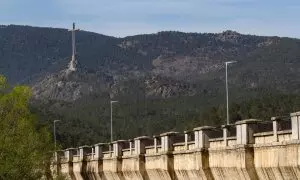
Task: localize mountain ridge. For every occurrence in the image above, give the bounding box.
[1,24,299,101]
[1,24,300,147]
[4,24,297,39]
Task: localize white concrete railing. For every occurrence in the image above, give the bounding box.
[173,142,185,151]
[56,111,300,163]
[52,111,300,180]
[102,151,113,158]
[122,148,131,156]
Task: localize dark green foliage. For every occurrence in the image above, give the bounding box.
[31,91,300,149]
[0,75,53,180]
[202,94,300,125]
[2,25,293,85]
[2,25,300,150]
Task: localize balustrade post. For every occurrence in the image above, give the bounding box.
[153,135,159,153]
[222,125,229,146]
[128,139,134,155]
[184,130,193,150]
[236,119,261,145]
[271,116,281,142]
[94,143,105,159]
[112,140,126,157]
[222,124,235,146]
[160,131,179,152]
[79,145,91,161]
[193,126,216,149]
[64,148,76,162]
[291,111,300,140]
[134,136,152,155]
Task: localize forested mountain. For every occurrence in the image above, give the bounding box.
[1,25,300,148]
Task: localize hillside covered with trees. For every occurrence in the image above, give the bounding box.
[1,25,300,148]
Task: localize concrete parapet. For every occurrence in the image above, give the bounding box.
[94,143,106,159]
[203,119,258,180]
[102,140,126,180]
[271,116,280,142]
[79,145,91,160]
[122,155,146,180]
[102,156,123,180]
[52,111,300,180]
[144,132,180,180]
[222,124,236,147]
[144,153,172,180]
[134,136,152,155]
[184,130,194,150]
[121,136,152,180]
[160,131,180,152]
[194,126,221,149]
[153,135,160,153]
[83,143,106,180]
[254,140,300,180]
[61,148,77,180]
[291,111,300,140]
[64,148,77,162]
[51,150,64,179]
[236,119,262,145]
[128,139,134,156]
[113,140,127,157]
[173,148,213,180]
[209,144,258,180]
[73,146,92,180]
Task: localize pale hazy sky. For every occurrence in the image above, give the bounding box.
[1,0,299,38]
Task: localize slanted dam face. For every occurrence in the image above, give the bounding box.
[51,111,300,180]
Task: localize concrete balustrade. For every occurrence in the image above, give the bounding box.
[153,135,161,153]
[145,131,180,180]
[222,124,236,146]
[50,150,64,179]
[128,139,134,155]
[121,136,152,180]
[272,116,280,142]
[254,112,300,180]
[172,127,215,180]
[52,111,300,180]
[184,130,193,150]
[291,111,300,140]
[72,145,91,180]
[60,148,77,179]
[85,143,106,179]
[102,140,126,180]
[209,119,261,180]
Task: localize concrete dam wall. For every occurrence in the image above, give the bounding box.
[51,111,300,180]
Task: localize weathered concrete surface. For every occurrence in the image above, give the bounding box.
[254,141,300,180]
[73,160,88,180]
[85,159,105,180]
[102,157,124,180]
[145,154,173,180]
[122,155,146,180]
[52,111,300,180]
[60,161,75,180]
[209,145,258,180]
[173,150,213,180]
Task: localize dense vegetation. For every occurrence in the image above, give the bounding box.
[1,25,300,149]
[0,75,53,179]
[1,25,300,89]
[31,91,300,148]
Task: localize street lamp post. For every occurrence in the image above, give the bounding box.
[225,61,237,125]
[110,101,118,143]
[53,120,61,151]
